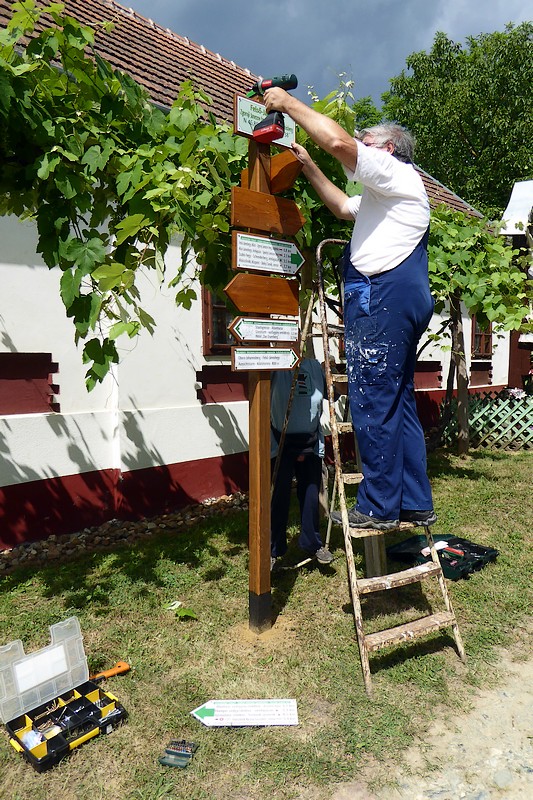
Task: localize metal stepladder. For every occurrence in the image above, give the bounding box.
[315,239,466,697]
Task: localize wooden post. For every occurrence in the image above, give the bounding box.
[247,140,272,633]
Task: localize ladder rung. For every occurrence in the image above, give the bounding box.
[332,373,348,385]
[337,422,352,433]
[348,520,417,538]
[341,472,364,484]
[357,562,441,595]
[365,611,456,652]
[312,323,345,336]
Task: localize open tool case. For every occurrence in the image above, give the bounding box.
[0,617,127,772]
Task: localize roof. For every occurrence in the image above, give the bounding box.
[500,180,533,235]
[0,0,482,217]
[0,0,258,122]
[416,167,483,218]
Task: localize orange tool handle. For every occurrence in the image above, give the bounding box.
[90,660,130,681]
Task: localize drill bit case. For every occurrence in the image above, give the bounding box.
[0,617,127,772]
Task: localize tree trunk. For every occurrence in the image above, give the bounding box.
[449,291,470,455]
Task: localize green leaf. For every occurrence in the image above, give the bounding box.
[114,214,149,245]
[64,236,108,274]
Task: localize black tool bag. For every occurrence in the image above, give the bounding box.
[387,535,499,580]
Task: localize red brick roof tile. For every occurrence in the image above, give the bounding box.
[0,0,483,217]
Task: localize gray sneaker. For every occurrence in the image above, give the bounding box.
[330,508,399,531]
[314,547,334,565]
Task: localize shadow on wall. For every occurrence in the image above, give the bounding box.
[0,399,249,549]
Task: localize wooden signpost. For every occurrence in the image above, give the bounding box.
[226,96,304,633]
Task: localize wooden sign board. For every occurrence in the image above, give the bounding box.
[224,272,299,316]
[232,347,299,372]
[232,231,304,276]
[231,186,305,236]
[234,95,296,148]
[228,316,299,343]
[241,150,303,195]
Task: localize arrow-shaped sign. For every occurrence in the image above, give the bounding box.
[232,347,299,371]
[191,699,299,727]
[231,187,305,236]
[232,231,304,276]
[224,272,299,316]
[229,316,299,343]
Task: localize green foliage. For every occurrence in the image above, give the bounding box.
[382,23,533,217]
[428,205,532,333]
[0,1,247,388]
[293,76,381,251]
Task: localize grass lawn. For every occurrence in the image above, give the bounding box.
[0,448,531,800]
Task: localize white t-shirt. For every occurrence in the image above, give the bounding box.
[344,140,430,276]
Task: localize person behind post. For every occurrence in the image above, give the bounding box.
[270,357,334,569]
[264,88,436,531]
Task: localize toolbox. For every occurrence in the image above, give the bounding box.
[387,534,499,580]
[0,617,127,772]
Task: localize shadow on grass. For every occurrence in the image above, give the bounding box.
[0,509,251,612]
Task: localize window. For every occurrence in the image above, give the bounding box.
[471,315,492,359]
[202,287,235,355]
[0,353,59,414]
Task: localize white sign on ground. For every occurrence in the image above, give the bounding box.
[191,699,299,727]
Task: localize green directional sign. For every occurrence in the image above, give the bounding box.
[233,231,304,276]
[232,347,299,371]
[191,699,299,727]
[229,316,299,343]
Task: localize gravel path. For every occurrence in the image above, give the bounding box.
[331,650,533,800]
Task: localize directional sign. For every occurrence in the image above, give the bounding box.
[233,231,304,276]
[232,347,299,371]
[234,95,296,148]
[240,150,303,196]
[229,316,299,343]
[224,272,299,316]
[231,186,305,237]
[191,698,299,727]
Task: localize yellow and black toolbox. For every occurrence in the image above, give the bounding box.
[0,617,127,772]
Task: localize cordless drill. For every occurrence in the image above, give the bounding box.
[248,74,298,144]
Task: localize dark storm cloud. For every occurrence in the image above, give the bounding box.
[126,0,531,105]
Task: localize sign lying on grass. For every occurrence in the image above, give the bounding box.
[191,698,299,727]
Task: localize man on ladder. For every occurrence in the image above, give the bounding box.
[264,90,436,532]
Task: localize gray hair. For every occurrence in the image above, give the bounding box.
[360,124,415,164]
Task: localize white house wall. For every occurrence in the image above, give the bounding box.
[0,216,249,547]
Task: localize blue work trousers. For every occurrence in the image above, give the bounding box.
[343,241,434,520]
[270,452,323,557]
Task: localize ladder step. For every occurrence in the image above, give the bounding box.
[331,374,348,393]
[337,422,352,434]
[312,322,345,336]
[365,611,456,652]
[357,562,441,595]
[348,520,416,538]
[341,472,364,484]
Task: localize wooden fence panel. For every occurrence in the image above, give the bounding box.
[442,391,533,450]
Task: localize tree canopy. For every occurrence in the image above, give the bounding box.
[382,23,533,218]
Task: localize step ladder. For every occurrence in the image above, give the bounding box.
[315,239,466,697]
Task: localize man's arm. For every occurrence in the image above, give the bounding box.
[291,144,353,221]
[264,88,358,172]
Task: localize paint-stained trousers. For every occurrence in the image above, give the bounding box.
[343,238,434,520]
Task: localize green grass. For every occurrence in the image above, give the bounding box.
[0,449,531,800]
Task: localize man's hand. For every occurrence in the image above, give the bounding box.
[291,143,314,169]
[264,87,291,114]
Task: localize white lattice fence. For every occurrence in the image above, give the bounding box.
[442,391,533,450]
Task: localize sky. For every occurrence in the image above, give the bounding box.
[124,0,531,106]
